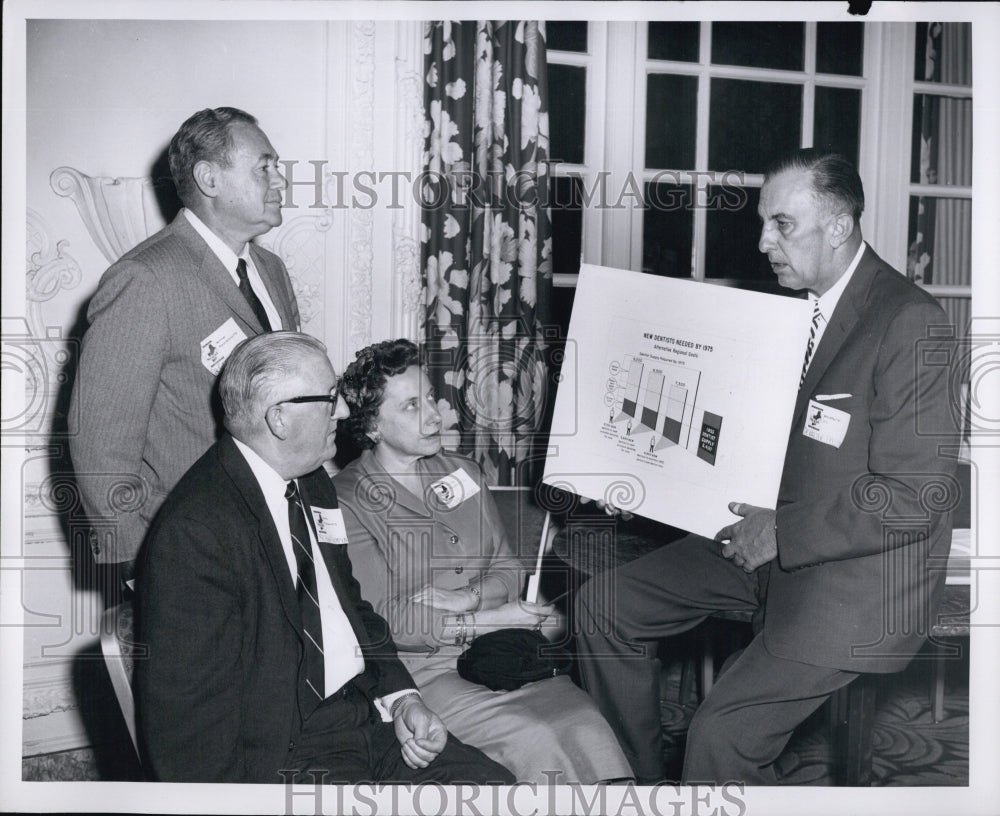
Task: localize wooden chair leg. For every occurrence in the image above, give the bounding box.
[830,676,877,786]
[700,639,715,697]
[678,657,696,706]
[932,649,947,723]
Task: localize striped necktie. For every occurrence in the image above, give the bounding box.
[236,258,272,331]
[800,299,823,387]
[286,480,325,705]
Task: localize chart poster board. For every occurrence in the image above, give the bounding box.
[543,264,811,538]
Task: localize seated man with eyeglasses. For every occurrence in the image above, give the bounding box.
[135,330,513,785]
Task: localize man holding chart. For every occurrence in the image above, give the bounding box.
[574,149,957,784]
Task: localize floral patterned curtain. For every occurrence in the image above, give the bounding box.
[421,21,553,485]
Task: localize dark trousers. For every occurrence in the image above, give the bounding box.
[573,535,857,784]
[283,684,513,785]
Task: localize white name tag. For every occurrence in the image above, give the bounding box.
[803,399,851,448]
[200,318,248,376]
[312,507,349,545]
[429,468,480,509]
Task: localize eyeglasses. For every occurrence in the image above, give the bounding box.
[275,394,339,407]
[270,386,341,415]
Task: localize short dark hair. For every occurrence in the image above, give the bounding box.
[167,107,258,205]
[339,339,422,449]
[764,148,865,224]
[220,331,327,437]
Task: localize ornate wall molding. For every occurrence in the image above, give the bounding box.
[9,210,86,443]
[347,20,376,352]
[49,167,163,264]
[23,674,78,720]
[255,211,332,331]
[26,208,83,336]
[392,20,427,342]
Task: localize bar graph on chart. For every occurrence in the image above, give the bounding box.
[610,354,707,456]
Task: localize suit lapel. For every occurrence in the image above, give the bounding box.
[173,214,270,333]
[791,246,876,430]
[217,436,303,633]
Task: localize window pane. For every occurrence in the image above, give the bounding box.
[642,182,693,278]
[648,21,700,62]
[907,196,971,286]
[548,64,586,165]
[814,86,861,166]
[645,74,698,169]
[551,176,584,276]
[711,22,804,71]
[816,22,863,76]
[915,23,972,84]
[547,21,588,53]
[910,95,973,186]
[709,79,801,173]
[704,186,774,283]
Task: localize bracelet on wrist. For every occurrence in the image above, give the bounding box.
[468,581,482,611]
[454,613,466,647]
[389,691,421,719]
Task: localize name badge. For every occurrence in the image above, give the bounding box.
[429,468,480,509]
[311,507,349,545]
[803,399,851,448]
[201,318,248,376]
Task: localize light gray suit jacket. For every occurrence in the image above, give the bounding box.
[68,212,299,566]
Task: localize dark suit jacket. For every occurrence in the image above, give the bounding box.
[69,213,299,565]
[136,435,414,782]
[765,244,957,673]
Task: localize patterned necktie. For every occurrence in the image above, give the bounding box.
[800,299,824,387]
[236,258,272,331]
[286,480,325,704]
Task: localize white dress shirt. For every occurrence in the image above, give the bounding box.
[231,439,416,720]
[183,208,283,330]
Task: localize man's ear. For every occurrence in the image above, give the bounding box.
[828,212,855,249]
[192,160,219,199]
[264,405,289,440]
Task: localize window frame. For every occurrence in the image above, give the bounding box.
[545,20,969,312]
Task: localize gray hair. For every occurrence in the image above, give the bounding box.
[167,107,258,206]
[220,331,328,437]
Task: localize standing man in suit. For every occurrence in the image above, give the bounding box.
[574,149,957,784]
[69,107,299,585]
[136,331,514,784]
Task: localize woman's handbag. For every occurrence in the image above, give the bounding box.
[456,628,572,691]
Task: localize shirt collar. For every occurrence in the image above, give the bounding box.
[183,207,248,279]
[812,241,866,320]
[232,437,289,502]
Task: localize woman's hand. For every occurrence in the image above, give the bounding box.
[409,586,477,612]
[473,600,555,631]
[592,498,634,521]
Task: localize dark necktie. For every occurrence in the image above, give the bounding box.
[286,480,325,704]
[236,258,272,331]
[800,299,823,387]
